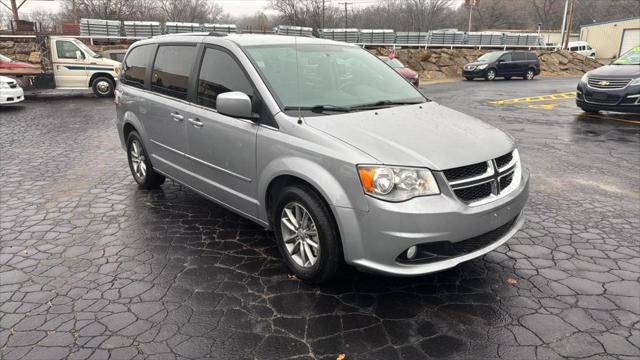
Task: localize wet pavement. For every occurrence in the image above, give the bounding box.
[1,77,639,360]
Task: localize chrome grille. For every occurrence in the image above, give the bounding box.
[443,162,488,182]
[587,77,631,89]
[444,151,519,206]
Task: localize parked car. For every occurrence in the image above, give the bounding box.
[567,41,596,58]
[378,56,419,86]
[576,46,640,114]
[463,51,541,81]
[116,34,529,283]
[0,54,39,71]
[0,76,24,105]
[101,49,127,63]
[0,36,121,97]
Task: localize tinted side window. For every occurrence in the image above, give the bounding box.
[500,53,512,62]
[56,41,83,59]
[197,48,254,109]
[151,45,196,100]
[511,52,526,61]
[123,45,153,88]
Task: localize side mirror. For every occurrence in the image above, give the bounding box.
[75,51,84,60]
[217,91,253,119]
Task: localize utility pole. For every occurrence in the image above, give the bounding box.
[0,0,53,21]
[559,0,569,48]
[322,0,325,29]
[465,0,479,33]
[338,2,352,29]
[563,0,576,50]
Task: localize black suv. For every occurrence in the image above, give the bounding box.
[463,51,541,81]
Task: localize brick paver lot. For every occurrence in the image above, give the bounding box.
[1,78,639,359]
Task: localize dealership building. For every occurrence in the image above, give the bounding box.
[579,17,640,59]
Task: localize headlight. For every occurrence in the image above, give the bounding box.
[477,64,488,70]
[581,73,589,83]
[0,82,10,89]
[630,77,640,86]
[357,165,440,202]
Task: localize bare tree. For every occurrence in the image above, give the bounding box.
[160,0,225,23]
[531,0,563,29]
[59,0,163,21]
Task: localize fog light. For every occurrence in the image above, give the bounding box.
[406,246,417,260]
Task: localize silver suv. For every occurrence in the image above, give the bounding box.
[115,33,529,283]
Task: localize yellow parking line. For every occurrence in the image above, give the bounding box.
[490,92,576,105]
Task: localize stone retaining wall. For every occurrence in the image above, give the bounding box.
[373,48,606,80]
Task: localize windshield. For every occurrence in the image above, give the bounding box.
[244,44,425,111]
[613,47,640,65]
[384,58,405,69]
[72,39,100,58]
[477,52,503,62]
[0,54,11,63]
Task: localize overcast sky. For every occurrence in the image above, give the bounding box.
[12,0,466,17]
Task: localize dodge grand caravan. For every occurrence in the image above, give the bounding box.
[116,33,530,283]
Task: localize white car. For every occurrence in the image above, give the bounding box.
[567,41,596,58]
[0,76,24,105]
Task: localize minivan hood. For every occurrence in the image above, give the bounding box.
[466,61,487,67]
[588,64,640,78]
[304,102,514,170]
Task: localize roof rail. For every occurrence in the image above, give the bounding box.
[208,31,229,37]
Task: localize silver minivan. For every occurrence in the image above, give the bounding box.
[116,33,529,283]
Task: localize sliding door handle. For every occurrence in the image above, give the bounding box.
[188,118,203,128]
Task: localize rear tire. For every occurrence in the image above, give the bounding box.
[126,131,165,189]
[524,69,535,80]
[485,69,496,81]
[92,76,114,97]
[272,184,343,283]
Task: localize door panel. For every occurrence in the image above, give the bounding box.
[186,108,259,216]
[143,93,191,181]
[496,53,514,75]
[185,46,260,217]
[143,45,197,182]
[52,40,88,88]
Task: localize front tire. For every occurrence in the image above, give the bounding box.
[485,69,496,81]
[92,76,114,97]
[126,131,165,189]
[465,76,474,81]
[272,185,343,283]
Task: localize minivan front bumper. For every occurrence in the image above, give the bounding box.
[336,168,529,276]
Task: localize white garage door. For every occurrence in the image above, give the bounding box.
[619,28,640,56]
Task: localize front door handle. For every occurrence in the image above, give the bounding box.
[170,112,184,122]
[188,118,203,128]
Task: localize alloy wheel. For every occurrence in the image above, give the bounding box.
[129,139,147,180]
[526,70,534,80]
[280,202,319,268]
[487,70,496,80]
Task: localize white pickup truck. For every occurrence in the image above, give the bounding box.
[1,36,122,97]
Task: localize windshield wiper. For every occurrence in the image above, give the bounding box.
[285,105,353,113]
[350,100,426,110]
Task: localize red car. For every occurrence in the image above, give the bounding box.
[0,54,39,74]
[378,55,419,86]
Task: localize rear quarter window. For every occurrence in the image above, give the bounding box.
[122,45,153,88]
[151,45,197,100]
[526,52,538,61]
